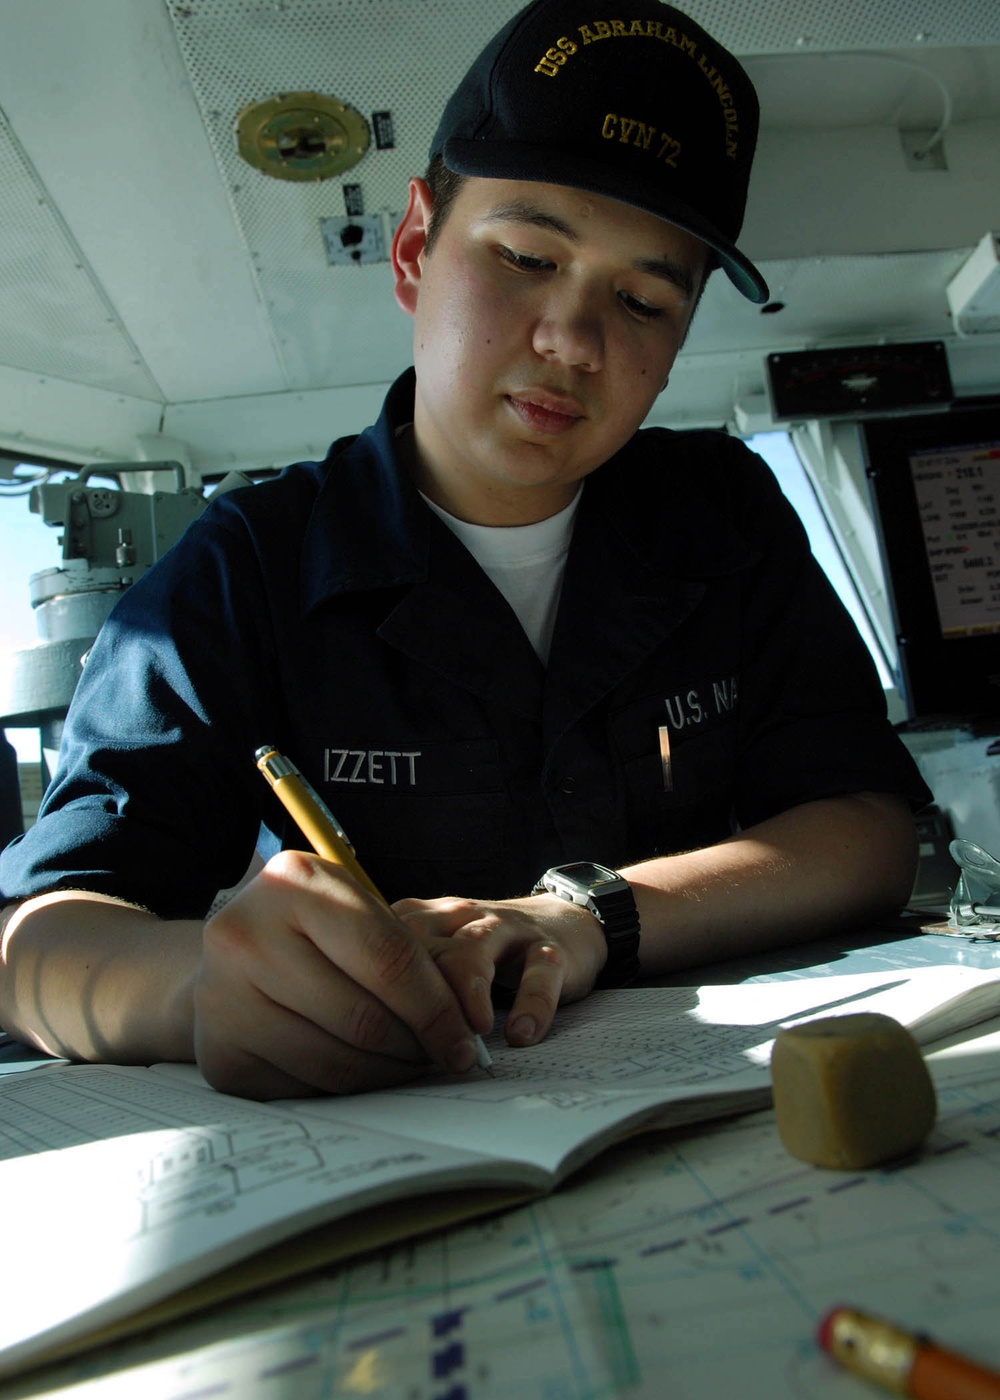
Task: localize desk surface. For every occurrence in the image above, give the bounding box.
[2,921,998,1400]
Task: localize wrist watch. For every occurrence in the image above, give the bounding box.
[532,861,641,987]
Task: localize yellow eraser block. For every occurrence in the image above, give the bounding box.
[770,1011,937,1170]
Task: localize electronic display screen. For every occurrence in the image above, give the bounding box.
[909,437,1000,638]
[862,403,1000,719]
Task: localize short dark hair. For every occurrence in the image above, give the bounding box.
[423,155,467,256]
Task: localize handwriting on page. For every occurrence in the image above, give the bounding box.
[397,984,890,1104]
[394,972,1000,1109]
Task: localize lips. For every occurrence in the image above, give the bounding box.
[505,389,585,436]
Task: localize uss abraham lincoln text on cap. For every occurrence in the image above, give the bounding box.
[431,0,769,304]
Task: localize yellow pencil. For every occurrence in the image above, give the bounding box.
[254,745,493,1074]
[255,745,385,902]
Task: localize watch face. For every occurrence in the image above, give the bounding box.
[559,861,617,889]
[536,863,640,987]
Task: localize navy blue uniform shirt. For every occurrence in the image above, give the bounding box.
[0,371,930,917]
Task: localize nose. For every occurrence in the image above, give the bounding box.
[531,281,605,372]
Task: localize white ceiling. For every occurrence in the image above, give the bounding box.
[0,0,998,474]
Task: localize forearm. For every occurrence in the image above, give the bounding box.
[0,892,200,1064]
[622,792,919,975]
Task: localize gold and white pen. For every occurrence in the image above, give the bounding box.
[255,745,494,1075]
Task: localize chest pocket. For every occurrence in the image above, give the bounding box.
[609,690,740,856]
[296,736,507,901]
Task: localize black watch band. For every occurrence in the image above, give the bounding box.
[532,861,641,988]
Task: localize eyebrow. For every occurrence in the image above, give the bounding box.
[479,198,701,301]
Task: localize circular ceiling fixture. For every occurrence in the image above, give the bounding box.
[236,91,370,182]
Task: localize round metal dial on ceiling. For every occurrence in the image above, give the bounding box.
[236,91,370,182]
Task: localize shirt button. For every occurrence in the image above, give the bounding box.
[559,776,576,794]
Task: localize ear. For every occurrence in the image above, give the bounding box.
[391,177,433,317]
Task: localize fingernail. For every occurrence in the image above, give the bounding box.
[509,1015,537,1045]
[446,1039,477,1073]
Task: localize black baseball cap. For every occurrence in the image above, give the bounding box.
[430,0,768,303]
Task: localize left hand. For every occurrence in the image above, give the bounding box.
[391,893,608,1049]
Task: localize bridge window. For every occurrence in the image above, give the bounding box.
[745,431,895,691]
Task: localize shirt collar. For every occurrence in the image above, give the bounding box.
[301,370,431,612]
[301,369,759,614]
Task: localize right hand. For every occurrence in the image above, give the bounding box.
[192,850,494,1099]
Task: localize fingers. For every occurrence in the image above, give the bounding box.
[421,909,567,1046]
[194,979,429,1100]
[504,941,567,1046]
[421,947,496,1037]
[201,871,424,1061]
[399,893,605,1048]
[301,877,486,1071]
[394,897,498,1034]
[195,851,488,1097]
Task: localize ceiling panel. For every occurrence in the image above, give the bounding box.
[0,0,285,405]
[0,104,162,400]
[0,0,997,465]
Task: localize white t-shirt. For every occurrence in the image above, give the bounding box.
[421,489,581,664]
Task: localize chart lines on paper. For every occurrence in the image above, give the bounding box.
[0,1068,444,1237]
[8,1055,1000,1400]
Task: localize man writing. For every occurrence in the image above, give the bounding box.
[0,0,929,1098]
